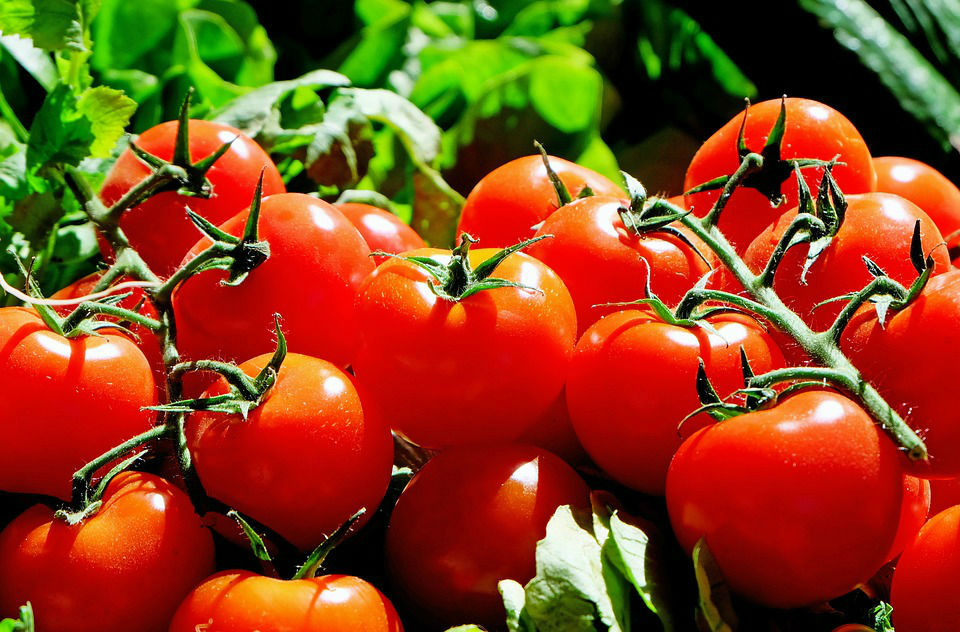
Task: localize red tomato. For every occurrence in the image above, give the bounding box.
[0,307,157,499]
[740,192,949,331]
[0,472,214,632]
[456,155,624,248]
[169,571,403,632]
[842,270,960,478]
[567,309,784,495]
[51,272,165,387]
[336,203,426,264]
[516,390,588,465]
[386,444,589,629]
[930,478,960,516]
[891,505,960,630]
[187,352,393,551]
[874,156,960,238]
[100,120,285,277]
[174,194,374,373]
[887,475,931,563]
[525,196,715,335]
[684,98,876,253]
[353,247,576,449]
[666,391,904,608]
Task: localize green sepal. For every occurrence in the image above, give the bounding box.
[228,510,274,563]
[0,602,34,632]
[292,509,366,580]
[534,140,572,207]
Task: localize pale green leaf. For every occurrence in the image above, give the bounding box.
[75,84,135,156]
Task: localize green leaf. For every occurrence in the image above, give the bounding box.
[873,601,895,632]
[26,83,92,170]
[343,87,441,165]
[499,580,536,632]
[606,511,676,631]
[75,85,135,157]
[337,0,410,87]
[0,0,85,52]
[444,627,487,632]
[90,0,179,70]
[799,0,960,153]
[0,602,33,632]
[0,34,58,90]
[692,538,738,632]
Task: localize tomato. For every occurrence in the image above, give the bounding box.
[187,352,393,550]
[891,505,960,630]
[0,472,214,632]
[100,119,285,277]
[352,247,576,449]
[666,390,904,608]
[930,478,960,515]
[874,156,960,239]
[740,192,949,331]
[525,196,715,335]
[567,308,784,495]
[0,307,157,499]
[456,155,624,248]
[684,98,876,253]
[51,272,165,388]
[842,270,960,478]
[174,194,374,374]
[887,475,931,563]
[516,390,588,465]
[336,203,426,264]
[831,626,874,632]
[385,444,589,629]
[169,571,403,632]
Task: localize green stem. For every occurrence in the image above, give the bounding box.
[169,360,259,400]
[826,277,908,345]
[154,243,232,305]
[60,302,163,332]
[702,152,763,228]
[0,87,28,143]
[102,164,187,225]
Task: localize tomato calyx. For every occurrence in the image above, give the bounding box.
[533,140,596,207]
[376,233,550,301]
[684,96,837,209]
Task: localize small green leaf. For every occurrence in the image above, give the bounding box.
[0,601,34,632]
[0,0,84,52]
[26,83,92,170]
[873,601,894,632]
[499,580,535,632]
[75,85,136,157]
[693,538,738,632]
[227,509,273,562]
[606,512,675,631]
[444,626,487,632]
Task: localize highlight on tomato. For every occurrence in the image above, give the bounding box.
[874,156,960,239]
[336,202,426,264]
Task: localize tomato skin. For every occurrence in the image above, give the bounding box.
[516,390,588,465]
[567,309,784,495]
[0,307,157,499]
[456,155,624,248]
[525,196,714,335]
[930,478,960,516]
[874,156,960,238]
[174,194,374,373]
[842,270,960,478]
[666,391,904,608]
[684,98,876,253]
[336,203,426,264]
[0,472,214,632]
[187,353,393,550]
[891,505,960,631]
[100,120,285,277]
[740,192,950,331]
[169,571,403,632]
[353,248,577,449]
[887,475,931,563]
[385,444,589,629]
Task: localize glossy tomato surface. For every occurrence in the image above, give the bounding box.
[187,353,393,550]
[353,248,576,449]
[667,391,904,608]
[874,156,960,238]
[685,98,876,252]
[169,571,403,632]
[526,196,714,335]
[336,202,426,264]
[0,472,214,632]
[930,477,960,516]
[0,307,157,499]
[891,505,960,631]
[741,192,949,331]
[386,445,589,629]
[842,270,960,478]
[456,155,624,248]
[887,475,931,563]
[174,194,374,372]
[100,119,285,276]
[567,308,784,494]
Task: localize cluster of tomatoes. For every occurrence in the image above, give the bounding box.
[1,96,960,632]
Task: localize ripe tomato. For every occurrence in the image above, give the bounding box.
[169,571,403,632]
[385,444,589,629]
[891,505,960,631]
[666,390,904,608]
[51,272,165,387]
[684,98,876,253]
[930,477,960,515]
[187,352,393,550]
[566,308,784,495]
[0,307,157,499]
[0,472,214,632]
[887,475,931,563]
[740,192,949,331]
[516,390,588,465]
[174,194,374,373]
[100,119,285,277]
[842,270,960,478]
[874,156,960,238]
[525,196,714,335]
[336,202,426,264]
[456,155,624,248]
[353,247,576,449]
